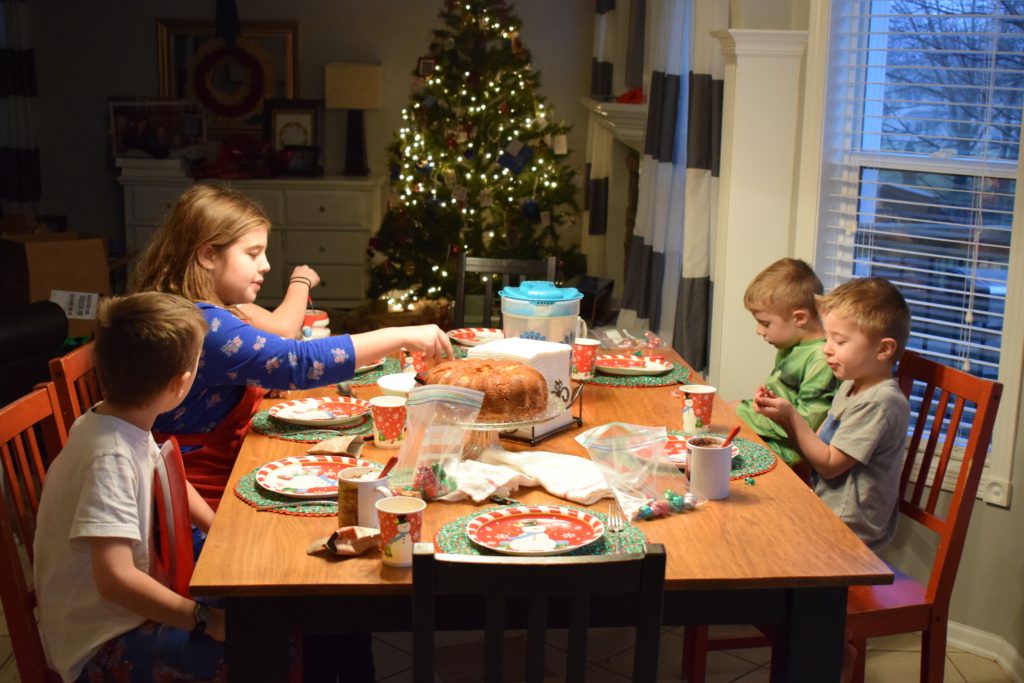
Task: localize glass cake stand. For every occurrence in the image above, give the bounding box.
[459,381,585,459]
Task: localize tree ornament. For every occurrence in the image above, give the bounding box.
[403,260,416,276]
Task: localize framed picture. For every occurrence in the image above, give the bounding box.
[263,99,321,152]
[281,145,321,176]
[109,99,205,159]
[157,19,300,138]
[417,57,436,76]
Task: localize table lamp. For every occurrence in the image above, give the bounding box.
[324,63,383,176]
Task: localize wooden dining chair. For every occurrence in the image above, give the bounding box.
[151,437,195,598]
[681,351,1003,682]
[0,383,68,683]
[412,542,666,683]
[452,254,557,329]
[49,341,102,430]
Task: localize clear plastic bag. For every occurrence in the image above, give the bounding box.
[389,385,484,500]
[575,422,701,521]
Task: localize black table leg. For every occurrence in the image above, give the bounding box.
[770,586,847,682]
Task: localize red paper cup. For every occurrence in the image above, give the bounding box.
[571,338,601,380]
[406,350,428,373]
[375,496,426,567]
[681,384,716,433]
[369,396,407,449]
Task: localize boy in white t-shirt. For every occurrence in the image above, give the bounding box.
[33,292,223,683]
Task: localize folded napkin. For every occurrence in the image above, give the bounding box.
[437,460,533,503]
[478,449,612,505]
[306,435,365,457]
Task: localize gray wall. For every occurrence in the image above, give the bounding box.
[26,1,592,249]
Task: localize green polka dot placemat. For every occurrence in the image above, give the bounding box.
[233,463,381,517]
[585,364,691,388]
[249,410,373,443]
[669,431,777,480]
[347,357,403,386]
[434,505,646,557]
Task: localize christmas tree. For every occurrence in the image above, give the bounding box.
[367,0,582,310]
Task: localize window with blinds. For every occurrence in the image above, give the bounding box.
[818,0,1022,445]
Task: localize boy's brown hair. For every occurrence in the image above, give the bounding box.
[817,277,911,361]
[94,292,208,408]
[130,184,270,306]
[743,258,823,318]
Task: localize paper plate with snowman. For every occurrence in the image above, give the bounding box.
[465,505,605,556]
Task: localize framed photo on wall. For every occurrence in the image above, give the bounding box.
[157,20,300,138]
[263,99,322,152]
[109,99,205,160]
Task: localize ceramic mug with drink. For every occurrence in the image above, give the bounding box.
[687,436,732,500]
[337,466,392,528]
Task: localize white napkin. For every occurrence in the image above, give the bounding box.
[478,449,612,505]
[437,459,533,503]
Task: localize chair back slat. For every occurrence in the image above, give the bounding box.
[49,342,101,431]
[452,255,558,329]
[151,437,195,597]
[413,543,665,683]
[0,383,67,682]
[894,351,1002,605]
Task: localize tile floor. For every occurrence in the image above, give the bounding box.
[2,622,1014,682]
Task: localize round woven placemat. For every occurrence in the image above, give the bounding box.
[347,357,404,386]
[434,505,647,556]
[669,430,777,480]
[249,410,373,443]
[233,463,381,516]
[584,364,691,388]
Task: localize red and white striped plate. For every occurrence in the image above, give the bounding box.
[446,327,504,346]
[256,454,374,498]
[466,505,605,556]
[594,354,674,376]
[663,434,740,468]
[268,396,371,427]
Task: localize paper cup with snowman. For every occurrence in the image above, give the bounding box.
[375,495,426,567]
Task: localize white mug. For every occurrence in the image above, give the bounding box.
[337,466,392,528]
[687,436,731,500]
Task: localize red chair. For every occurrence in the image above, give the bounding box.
[49,341,102,429]
[682,351,1003,682]
[152,436,195,597]
[0,383,67,683]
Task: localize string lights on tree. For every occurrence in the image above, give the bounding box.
[367,0,582,309]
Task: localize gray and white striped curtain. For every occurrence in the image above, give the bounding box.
[619,0,724,372]
[0,0,41,212]
[591,0,616,100]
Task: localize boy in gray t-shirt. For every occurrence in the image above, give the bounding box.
[753,277,911,553]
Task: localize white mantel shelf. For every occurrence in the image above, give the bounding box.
[582,98,648,152]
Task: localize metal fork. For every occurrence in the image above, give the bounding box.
[606,505,624,554]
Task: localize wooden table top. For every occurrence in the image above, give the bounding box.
[190,351,892,597]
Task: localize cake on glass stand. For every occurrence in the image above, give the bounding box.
[458,380,585,459]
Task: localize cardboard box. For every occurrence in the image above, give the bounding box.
[0,232,110,337]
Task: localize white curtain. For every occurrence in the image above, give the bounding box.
[619,0,725,371]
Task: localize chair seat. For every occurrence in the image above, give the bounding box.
[846,566,933,638]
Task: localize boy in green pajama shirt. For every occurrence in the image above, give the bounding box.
[735,258,839,482]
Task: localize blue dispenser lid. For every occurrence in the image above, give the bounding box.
[499,280,582,303]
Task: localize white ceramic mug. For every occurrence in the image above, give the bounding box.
[687,436,731,500]
[337,466,392,528]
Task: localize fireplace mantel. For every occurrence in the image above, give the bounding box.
[581,98,647,152]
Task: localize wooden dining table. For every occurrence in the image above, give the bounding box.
[190,350,892,682]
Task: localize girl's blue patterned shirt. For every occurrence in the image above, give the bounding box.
[154,303,356,434]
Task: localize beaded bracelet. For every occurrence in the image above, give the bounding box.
[289,276,313,288]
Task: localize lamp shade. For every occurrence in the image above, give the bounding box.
[324,63,383,110]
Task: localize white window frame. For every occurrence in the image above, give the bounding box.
[793,0,1024,507]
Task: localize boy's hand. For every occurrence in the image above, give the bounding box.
[753,391,795,424]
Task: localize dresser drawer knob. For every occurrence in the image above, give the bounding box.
[318,245,327,254]
[318,205,326,213]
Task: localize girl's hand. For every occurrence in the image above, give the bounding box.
[206,606,227,642]
[402,324,454,365]
[290,265,321,289]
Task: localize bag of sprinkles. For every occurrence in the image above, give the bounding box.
[389,385,483,500]
[576,422,702,521]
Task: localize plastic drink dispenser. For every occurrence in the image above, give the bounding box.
[499,281,585,346]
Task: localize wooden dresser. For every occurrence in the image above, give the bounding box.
[118,176,385,308]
